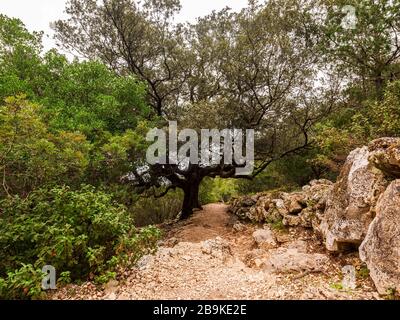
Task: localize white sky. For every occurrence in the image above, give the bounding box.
[0,0,249,52]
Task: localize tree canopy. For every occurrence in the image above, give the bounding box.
[54,0,342,217]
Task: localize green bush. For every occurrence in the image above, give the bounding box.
[351,80,400,138]
[200,177,239,204]
[0,96,91,197]
[131,190,183,226]
[0,185,161,299]
[0,264,46,300]
[236,160,304,196]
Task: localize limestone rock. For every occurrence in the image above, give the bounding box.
[232,222,246,233]
[244,249,265,268]
[287,240,308,253]
[320,146,388,251]
[201,237,232,260]
[298,208,316,228]
[368,137,400,178]
[282,214,301,227]
[275,233,291,244]
[359,180,400,295]
[252,227,277,249]
[136,254,155,270]
[310,179,333,187]
[234,207,250,220]
[264,248,329,273]
[230,179,332,228]
[282,192,304,214]
[248,206,265,222]
[272,198,289,216]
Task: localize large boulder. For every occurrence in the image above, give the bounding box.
[369,138,400,178]
[359,180,400,295]
[319,145,388,251]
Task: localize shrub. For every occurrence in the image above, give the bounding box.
[0,185,161,299]
[200,177,239,204]
[131,190,183,226]
[0,264,45,300]
[353,81,400,138]
[0,96,90,197]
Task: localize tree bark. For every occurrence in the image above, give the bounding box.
[374,74,385,101]
[180,179,202,220]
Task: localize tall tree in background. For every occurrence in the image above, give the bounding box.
[55,0,338,218]
[320,0,400,100]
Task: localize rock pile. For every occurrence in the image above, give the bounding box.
[230,137,400,296]
[229,179,333,229]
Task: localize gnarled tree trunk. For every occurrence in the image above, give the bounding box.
[180,178,203,220]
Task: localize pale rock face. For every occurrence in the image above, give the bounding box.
[320,146,387,251]
[368,137,400,178]
[359,180,400,295]
[264,248,329,273]
[287,240,308,253]
[252,227,277,249]
[243,248,266,268]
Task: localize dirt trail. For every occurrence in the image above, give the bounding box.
[53,204,380,300]
[165,204,236,243]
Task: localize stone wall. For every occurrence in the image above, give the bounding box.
[230,137,400,295]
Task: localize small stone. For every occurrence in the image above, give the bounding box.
[104,280,119,295]
[233,222,246,232]
[182,255,192,261]
[276,233,291,243]
[105,293,117,300]
[254,259,266,268]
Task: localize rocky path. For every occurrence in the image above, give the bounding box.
[52,204,380,300]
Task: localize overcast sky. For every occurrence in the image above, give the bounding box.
[0,0,248,51]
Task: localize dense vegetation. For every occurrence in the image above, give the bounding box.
[1,0,400,299]
[0,13,161,299]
